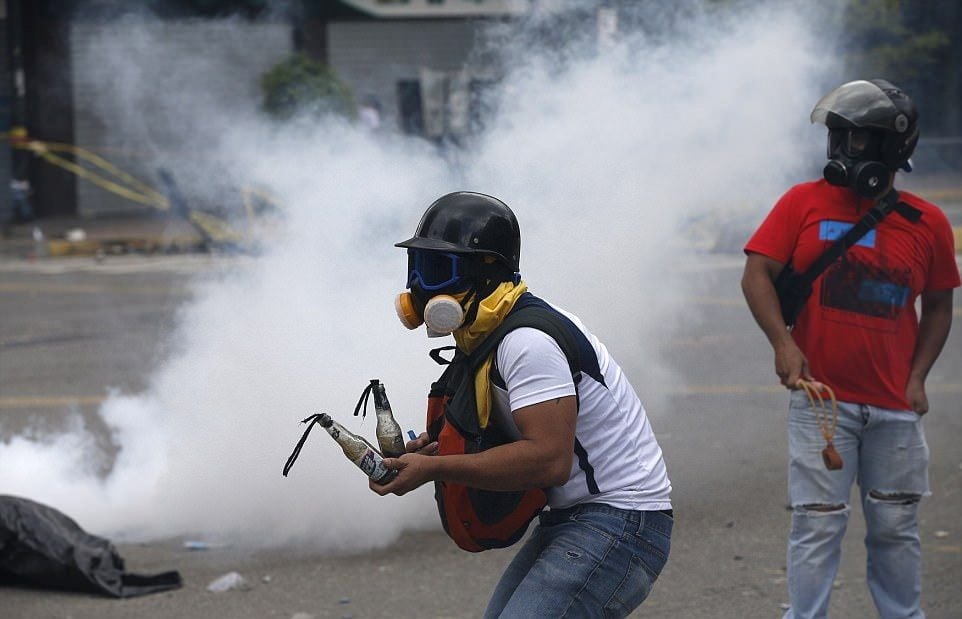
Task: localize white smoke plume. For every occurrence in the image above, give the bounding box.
[0,1,831,550]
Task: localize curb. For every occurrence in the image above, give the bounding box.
[1,235,208,260]
[4,195,961,259]
[43,236,206,257]
[35,230,957,257]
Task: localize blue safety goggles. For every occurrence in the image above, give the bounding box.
[406,250,463,291]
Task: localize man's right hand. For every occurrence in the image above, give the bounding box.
[406,431,439,456]
[774,340,813,389]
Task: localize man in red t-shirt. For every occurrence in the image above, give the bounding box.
[742,80,959,619]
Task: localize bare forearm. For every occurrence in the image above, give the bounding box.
[372,397,577,498]
[426,440,570,491]
[742,254,814,387]
[742,263,794,350]
[910,292,954,380]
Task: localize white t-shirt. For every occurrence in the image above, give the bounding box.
[490,304,672,511]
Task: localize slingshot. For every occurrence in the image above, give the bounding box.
[797,379,843,471]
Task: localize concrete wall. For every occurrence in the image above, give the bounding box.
[327,19,483,135]
[61,17,484,216]
[0,12,12,220]
[70,20,292,217]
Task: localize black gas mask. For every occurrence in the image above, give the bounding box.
[823,128,890,199]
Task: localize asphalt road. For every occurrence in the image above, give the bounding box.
[1,251,959,619]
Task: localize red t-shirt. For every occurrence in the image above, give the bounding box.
[745,180,960,410]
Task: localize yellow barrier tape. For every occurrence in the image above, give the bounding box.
[35,148,170,210]
[189,210,246,244]
[242,186,282,219]
[4,134,268,247]
[242,186,282,207]
[23,140,170,210]
[34,140,169,206]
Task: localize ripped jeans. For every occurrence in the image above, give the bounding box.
[784,390,929,619]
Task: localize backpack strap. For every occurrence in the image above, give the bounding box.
[472,305,580,376]
[443,293,595,439]
[794,189,904,291]
[775,189,922,327]
[477,294,605,496]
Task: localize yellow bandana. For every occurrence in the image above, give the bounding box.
[453,281,529,430]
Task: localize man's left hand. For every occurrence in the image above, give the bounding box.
[906,375,929,416]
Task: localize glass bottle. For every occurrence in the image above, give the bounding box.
[371,380,406,458]
[318,413,396,484]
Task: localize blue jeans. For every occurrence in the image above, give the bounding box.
[784,391,929,619]
[484,503,672,618]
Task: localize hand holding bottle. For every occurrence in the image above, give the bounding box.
[283,379,419,486]
[282,413,397,485]
[368,452,435,497]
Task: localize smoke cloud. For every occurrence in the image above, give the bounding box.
[0,1,831,550]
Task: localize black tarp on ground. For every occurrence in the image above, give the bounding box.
[0,495,182,597]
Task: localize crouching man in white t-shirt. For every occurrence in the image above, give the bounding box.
[373,191,673,618]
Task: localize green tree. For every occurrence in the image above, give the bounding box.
[838,0,949,80]
[260,54,356,121]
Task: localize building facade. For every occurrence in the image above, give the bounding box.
[1,1,11,222]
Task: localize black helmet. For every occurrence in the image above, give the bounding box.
[395,191,521,271]
[810,79,919,171]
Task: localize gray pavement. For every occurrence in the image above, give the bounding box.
[1,251,959,618]
[0,209,206,260]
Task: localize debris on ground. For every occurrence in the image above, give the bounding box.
[206,571,250,593]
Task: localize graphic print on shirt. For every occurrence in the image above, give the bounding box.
[819,233,912,330]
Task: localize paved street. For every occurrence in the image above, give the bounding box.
[1,250,960,618]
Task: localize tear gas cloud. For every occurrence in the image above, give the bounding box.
[0,1,832,550]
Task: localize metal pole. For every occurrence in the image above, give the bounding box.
[7,0,33,221]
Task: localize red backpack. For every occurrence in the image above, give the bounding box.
[426,294,582,552]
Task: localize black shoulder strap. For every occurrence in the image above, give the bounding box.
[438,294,587,440]
[796,189,918,289]
[468,302,582,378]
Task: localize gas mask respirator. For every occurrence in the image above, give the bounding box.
[395,290,466,337]
[823,128,889,199]
[395,250,472,337]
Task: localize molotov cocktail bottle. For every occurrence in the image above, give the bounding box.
[283,412,398,485]
[371,380,406,458]
[319,413,396,484]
